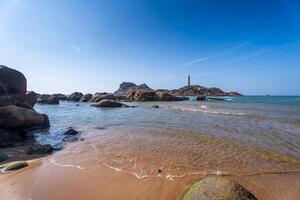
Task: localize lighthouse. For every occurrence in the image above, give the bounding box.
[188,75,191,87]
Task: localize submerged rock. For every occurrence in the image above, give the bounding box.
[0,65,27,107]
[64,128,79,135]
[206,97,225,101]
[27,144,54,155]
[1,161,28,171]
[63,136,83,143]
[0,151,9,162]
[152,105,159,108]
[182,177,257,200]
[91,100,128,108]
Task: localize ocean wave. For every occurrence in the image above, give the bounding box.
[172,107,245,116]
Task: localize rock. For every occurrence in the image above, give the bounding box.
[0,65,27,107]
[182,177,257,200]
[80,93,93,102]
[1,161,28,171]
[68,92,83,102]
[91,94,116,102]
[115,82,153,96]
[37,94,59,104]
[196,95,206,101]
[63,136,83,143]
[0,105,50,129]
[16,102,34,110]
[171,85,228,96]
[226,91,242,96]
[91,100,128,108]
[0,151,9,162]
[27,144,53,155]
[127,89,157,101]
[53,93,68,101]
[155,91,187,101]
[152,105,159,108]
[23,91,38,107]
[0,129,23,147]
[64,128,79,135]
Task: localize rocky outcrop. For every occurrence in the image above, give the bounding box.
[64,128,79,135]
[0,65,27,107]
[115,82,153,96]
[0,151,9,162]
[170,85,241,97]
[0,105,50,129]
[226,91,242,96]
[80,94,92,102]
[53,93,68,101]
[37,94,59,104]
[91,100,128,108]
[68,92,83,102]
[182,177,257,200]
[126,90,187,101]
[155,91,187,101]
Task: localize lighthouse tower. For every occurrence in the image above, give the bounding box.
[188,75,191,87]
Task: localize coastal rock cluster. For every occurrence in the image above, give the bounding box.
[0,66,50,148]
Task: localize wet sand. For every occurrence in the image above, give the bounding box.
[1,126,300,200]
[0,158,299,200]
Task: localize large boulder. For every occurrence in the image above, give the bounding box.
[37,94,59,104]
[91,94,116,102]
[91,100,128,108]
[24,91,38,106]
[0,105,50,129]
[53,93,68,101]
[68,92,83,102]
[0,65,27,106]
[80,94,93,102]
[155,91,187,101]
[196,95,206,101]
[1,161,28,171]
[182,177,257,200]
[115,82,153,96]
[0,151,9,162]
[127,89,157,101]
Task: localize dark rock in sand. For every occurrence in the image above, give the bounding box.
[115,82,153,96]
[91,100,128,108]
[0,129,23,148]
[196,95,206,101]
[0,105,50,129]
[24,91,38,107]
[68,92,83,102]
[0,65,27,107]
[1,161,28,171]
[64,128,79,135]
[0,151,9,162]
[27,144,54,155]
[80,93,93,102]
[37,94,59,104]
[182,177,257,200]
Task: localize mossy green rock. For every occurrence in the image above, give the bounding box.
[182,177,257,200]
[1,161,28,171]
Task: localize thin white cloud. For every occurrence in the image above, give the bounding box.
[171,42,249,70]
[71,44,81,53]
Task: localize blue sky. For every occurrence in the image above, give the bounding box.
[0,0,299,95]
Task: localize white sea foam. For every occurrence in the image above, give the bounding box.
[174,107,245,116]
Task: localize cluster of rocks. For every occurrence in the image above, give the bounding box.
[170,85,242,97]
[126,90,188,101]
[0,66,50,150]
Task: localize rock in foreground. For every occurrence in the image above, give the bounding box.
[27,144,54,155]
[182,177,257,200]
[1,161,28,171]
[91,100,128,108]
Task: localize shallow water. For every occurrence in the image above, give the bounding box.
[35,96,300,180]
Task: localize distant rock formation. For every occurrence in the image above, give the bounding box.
[67,92,83,102]
[170,85,241,96]
[126,89,187,101]
[115,82,153,96]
